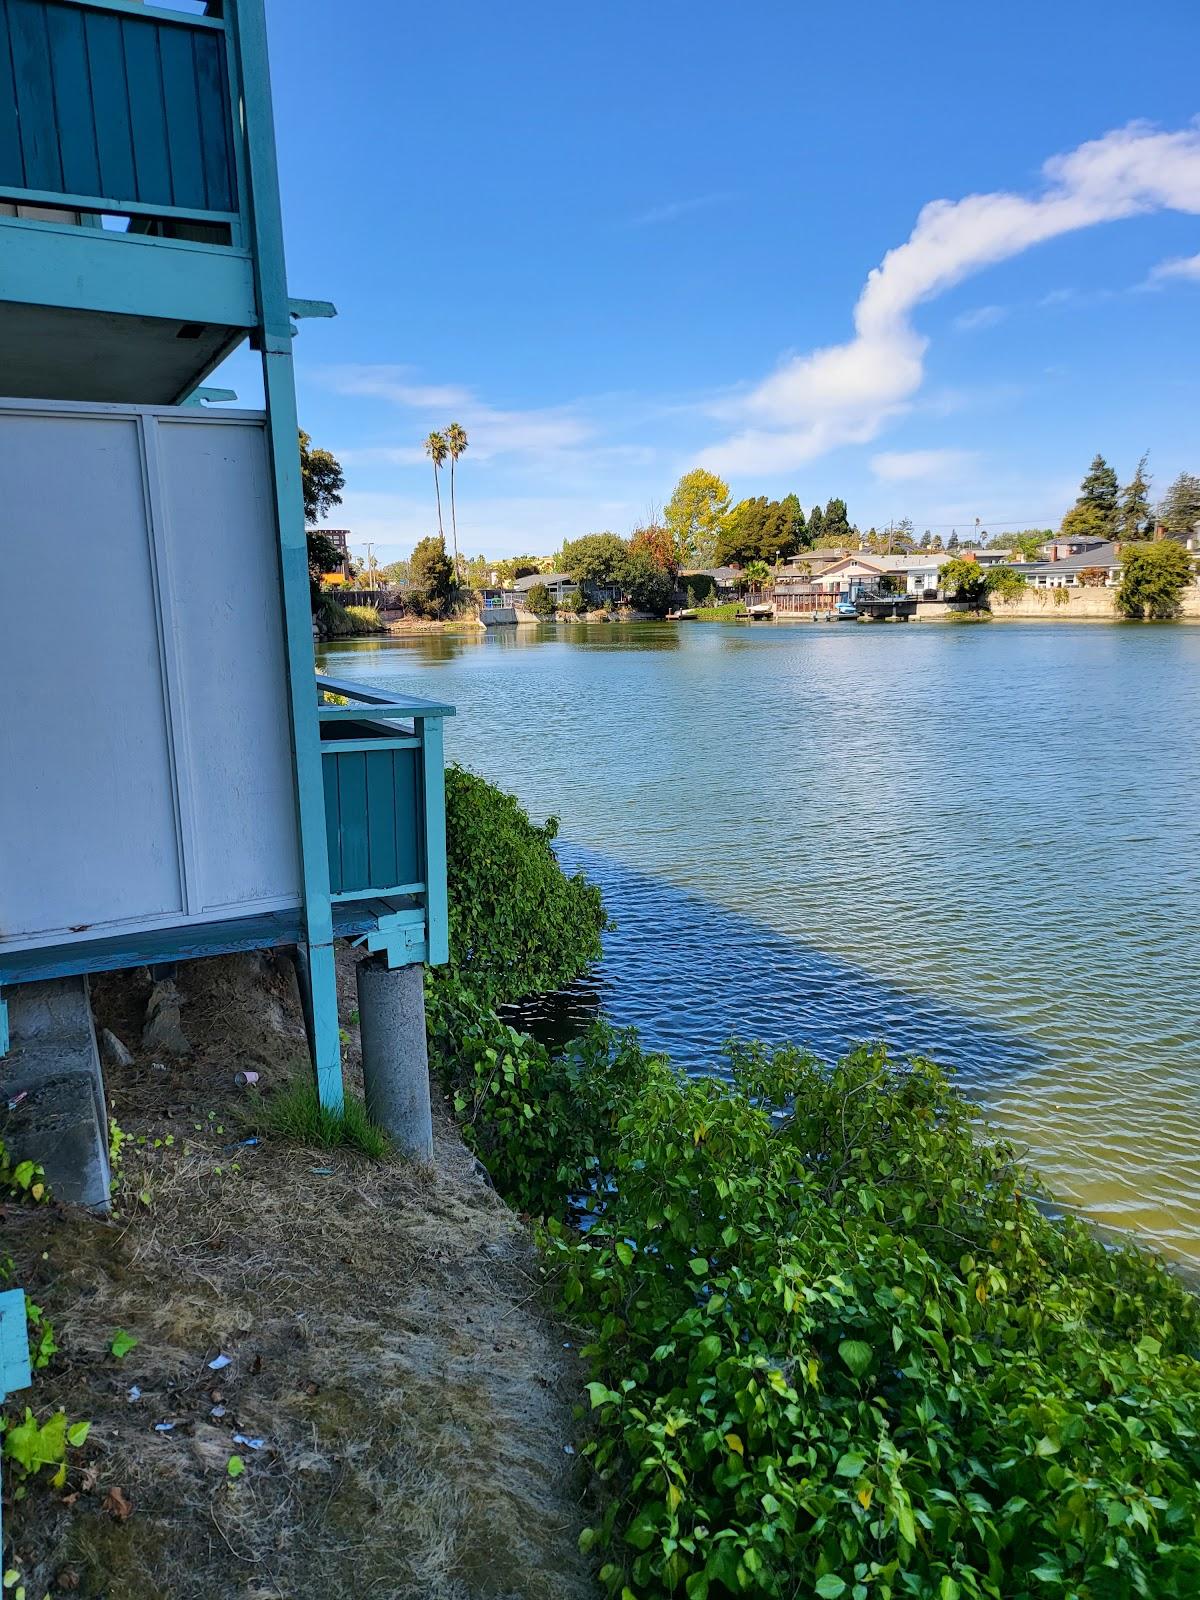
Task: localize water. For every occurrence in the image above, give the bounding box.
[319,620,1200,1262]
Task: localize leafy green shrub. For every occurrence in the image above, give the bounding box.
[534,1039,1200,1599]
[693,602,743,622]
[525,581,556,618]
[1117,541,1196,619]
[442,766,606,1004]
[983,565,1027,601]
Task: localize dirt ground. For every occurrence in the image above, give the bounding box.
[2,949,595,1600]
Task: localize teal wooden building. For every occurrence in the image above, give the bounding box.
[0,0,450,1115]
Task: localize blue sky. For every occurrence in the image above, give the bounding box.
[222,0,1200,563]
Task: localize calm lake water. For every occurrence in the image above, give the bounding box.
[320,620,1200,1263]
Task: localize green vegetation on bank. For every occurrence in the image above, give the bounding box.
[1116,541,1197,619]
[431,769,1200,1600]
[693,602,743,622]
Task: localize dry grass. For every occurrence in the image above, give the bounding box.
[4,951,594,1600]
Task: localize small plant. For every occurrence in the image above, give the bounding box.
[1053,583,1071,605]
[3,1409,90,1490]
[0,1148,47,1205]
[248,1077,391,1159]
[109,1329,138,1360]
[25,1303,57,1371]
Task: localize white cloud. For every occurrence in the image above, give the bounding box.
[870,448,978,482]
[626,193,730,226]
[706,120,1200,475]
[953,304,1007,331]
[324,364,595,464]
[1142,250,1200,286]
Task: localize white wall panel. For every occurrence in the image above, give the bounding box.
[0,402,301,952]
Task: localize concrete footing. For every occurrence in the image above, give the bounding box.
[2,978,110,1210]
[355,958,433,1162]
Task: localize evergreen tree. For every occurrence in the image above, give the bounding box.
[821,497,851,544]
[947,530,960,551]
[1161,471,1200,537]
[1067,453,1119,537]
[781,493,807,549]
[807,504,824,543]
[1117,452,1152,540]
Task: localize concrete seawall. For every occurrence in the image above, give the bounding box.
[914,586,1200,622]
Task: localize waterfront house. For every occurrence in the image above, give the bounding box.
[513,571,581,604]
[1021,540,1123,588]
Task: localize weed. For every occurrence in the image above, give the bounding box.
[247,1077,391,1160]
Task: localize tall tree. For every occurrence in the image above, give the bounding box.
[1117,452,1152,540]
[781,493,807,550]
[299,430,345,524]
[1116,540,1196,618]
[560,532,630,590]
[299,430,346,606]
[425,430,449,540]
[629,523,678,577]
[444,422,468,577]
[1160,471,1200,537]
[409,534,454,615]
[1067,453,1119,537]
[715,497,802,566]
[807,504,824,543]
[664,468,731,567]
[821,497,851,544]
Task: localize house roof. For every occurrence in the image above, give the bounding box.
[1022,542,1121,575]
[512,571,576,591]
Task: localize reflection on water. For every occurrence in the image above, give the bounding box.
[320,620,1200,1262]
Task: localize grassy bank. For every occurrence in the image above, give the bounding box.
[692,602,743,622]
[316,596,388,637]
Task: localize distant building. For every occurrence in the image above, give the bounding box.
[312,528,353,584]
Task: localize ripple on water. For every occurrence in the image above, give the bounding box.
[320,621,1200,1263]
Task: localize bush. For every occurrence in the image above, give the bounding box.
[247,1076,391,1158]
[540,1039,1200,1599]
[441,766,606,1004]
[1117,541,1196,619]
[524,581,556,618]
[343,603,386,634]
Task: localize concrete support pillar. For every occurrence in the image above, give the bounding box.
[355,957,433,1163]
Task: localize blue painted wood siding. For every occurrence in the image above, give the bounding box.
[0,0,237,215]
[323,742,426,899]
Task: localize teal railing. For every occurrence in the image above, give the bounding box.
[0,0,239,229]
[316,676,453,968]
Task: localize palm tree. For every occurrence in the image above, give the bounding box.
[425,431,448,540]
[444,421,468,578]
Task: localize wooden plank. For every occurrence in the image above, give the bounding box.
[322,753,341,894]
[0,5,25,186]
[393,747,421,886]
[121,14,172,204]
[83,10,136,200]
[365,751,398,891]
[158,21,204,211]
[420,718,450,966]
[44,2,100,196]
[191,26,234,212]
[337,753,369,892]
[8,0,62,192]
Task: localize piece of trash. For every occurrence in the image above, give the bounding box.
[241,1136,260,1146]
[310,1167,334,1176]
[233,1071,259,1087]
[563,1444,576,1456]
[153,1421,176,1433]
[210,1405,227,1419]
[127,1385,141,1402]
[208,1354,232,1371]
[232,1433,264,1450]
[6,1090,27,1112]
